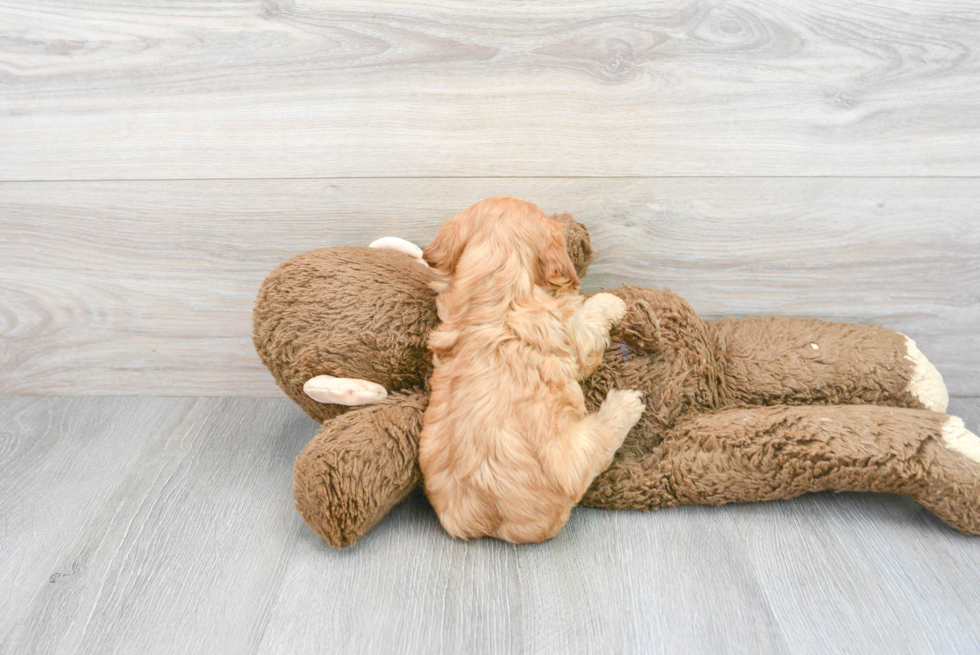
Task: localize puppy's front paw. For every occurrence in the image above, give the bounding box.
[602,389,645,428]
[587,293,627,326]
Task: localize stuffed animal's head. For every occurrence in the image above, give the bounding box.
[253,212,593,423]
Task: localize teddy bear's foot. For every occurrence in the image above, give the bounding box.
[303,375,388,406]
[914,414,980,535]
[904,336,949,413]
[941,415,980,463]
[368,237,428,266]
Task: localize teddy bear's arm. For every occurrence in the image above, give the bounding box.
[293,389,426,548]
[707,317,948,412]
[582,403,980,535]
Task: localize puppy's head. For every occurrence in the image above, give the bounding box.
[423,196,580,292]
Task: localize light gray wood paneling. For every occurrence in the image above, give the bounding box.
[2,178,977,396]
[1,0,978,179]
[3,396,978,654]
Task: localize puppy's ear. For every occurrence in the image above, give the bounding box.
[537,223,580,291]
[423,218,466,275]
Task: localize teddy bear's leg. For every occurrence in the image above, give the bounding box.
[708,317,948,412]
[583,404,980,534]
[293,390,426,548]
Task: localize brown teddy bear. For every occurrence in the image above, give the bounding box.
[253,212,980,549]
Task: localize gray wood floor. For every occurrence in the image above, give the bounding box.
[2,395,980,654]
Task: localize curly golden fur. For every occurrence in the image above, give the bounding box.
[418,197,645,543]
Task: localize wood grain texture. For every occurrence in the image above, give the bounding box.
[0,396,317,655]
[2,396,979,654]
[1,0,979,179]
[0,396,189,636]
[2,177,977,396]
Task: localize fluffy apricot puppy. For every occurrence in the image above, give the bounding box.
[419,197,645,544]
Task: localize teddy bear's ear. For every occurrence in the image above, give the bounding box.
[423,217,466,275]
[303,375,388,406]
[536,221,580,291]
[551,212,593,279]
[368,237,428,266]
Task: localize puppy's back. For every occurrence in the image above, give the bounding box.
[420,330,583,542]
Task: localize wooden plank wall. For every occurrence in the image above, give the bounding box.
[1,1,978,396]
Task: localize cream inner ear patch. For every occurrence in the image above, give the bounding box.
[903,336,949,413]
[304,375,388,406]
[369,237,428,266]
[941,416,980,463]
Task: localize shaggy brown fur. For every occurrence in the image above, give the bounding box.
[254,212,979,548]
[254,246,439,425]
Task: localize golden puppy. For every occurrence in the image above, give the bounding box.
[419,196,645,544]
